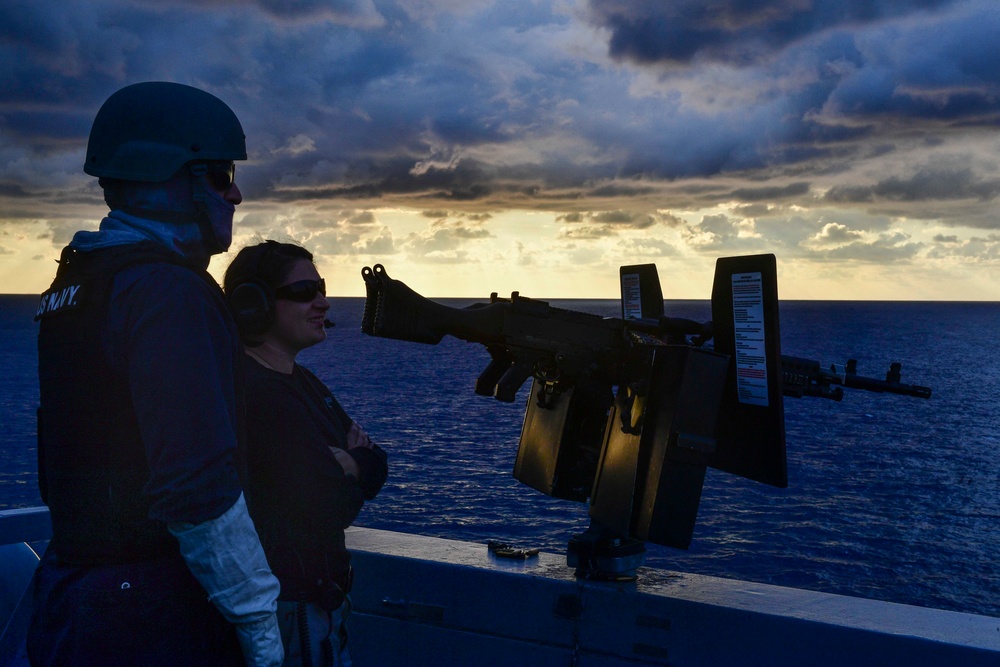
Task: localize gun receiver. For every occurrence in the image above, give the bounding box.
[362,264,624,402]
[361,256,932,578]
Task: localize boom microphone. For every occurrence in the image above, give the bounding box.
[324,319,335,328]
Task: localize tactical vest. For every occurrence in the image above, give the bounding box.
[35,242,235,564]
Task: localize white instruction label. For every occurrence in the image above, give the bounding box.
[732,272,769,406]
[621,273,642,320]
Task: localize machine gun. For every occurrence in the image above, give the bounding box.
[361,254,931,579]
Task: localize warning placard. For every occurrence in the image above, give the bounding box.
[732,272,769,406]
[621,273,642,320]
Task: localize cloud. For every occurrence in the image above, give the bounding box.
[559,225,613,240]
[356,226,397,255]
[120,0,387,27]
[5,0,1000,210]
[730,182,811,202]
[824,164,1000,203]
[617,237,679,257]
[676,212,780,255]
[0,182,32,198]
[342,210,379,226]
[812,222,865,245]
[926,233,1000,262]
[252,0,385,26]
[587,0,958,67]
[820,232,924,262]
[273,134,318,157]
[554,209,668,240]
[591,210,657,228]
[401,224,494,263]
[2,0,1000,297]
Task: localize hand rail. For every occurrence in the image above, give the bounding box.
[0,507,51,547]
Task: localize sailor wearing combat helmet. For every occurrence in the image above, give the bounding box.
[29,82,283,667]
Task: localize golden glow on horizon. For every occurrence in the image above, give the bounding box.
[2,205,998,301]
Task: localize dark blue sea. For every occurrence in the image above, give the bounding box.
[2,295,998,619]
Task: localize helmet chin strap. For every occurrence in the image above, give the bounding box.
[189,164,235,255]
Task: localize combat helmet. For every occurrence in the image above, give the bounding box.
[84,81,246,182]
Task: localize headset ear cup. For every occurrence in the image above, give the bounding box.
[228,280,274,336]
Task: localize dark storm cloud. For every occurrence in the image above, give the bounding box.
[0,2,127,113]
[818,8,1000,122]
[824,166,1000,203]
[126,0,385,24]
[342,210,379,226]
[0,110,92,152]
[253,0,382,22]
[587,0,957,66]
[587,182,658,198]
[591,210,656,228]
[730,182,811,202]
[556,210,659,234]
[0,182,31,199]
[579,0,1000,192]
[3,0,1000,259]
[265,159,495,202]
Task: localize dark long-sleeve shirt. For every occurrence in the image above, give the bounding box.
[108,262,245,525]
[242,358,387,600]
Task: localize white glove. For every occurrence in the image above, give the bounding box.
[169,493,284,667]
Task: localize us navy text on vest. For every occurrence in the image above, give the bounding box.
[36,284,82,318]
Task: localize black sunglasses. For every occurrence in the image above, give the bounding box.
[195,161,236,191]
[274,278,326,302]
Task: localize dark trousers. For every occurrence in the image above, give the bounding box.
[27,549,243,666]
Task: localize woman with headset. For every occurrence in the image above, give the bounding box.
[224,240,388,667]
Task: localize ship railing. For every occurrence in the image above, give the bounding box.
[0,507,51,547]
[0,506,50,666]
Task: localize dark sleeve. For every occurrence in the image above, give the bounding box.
[349,444,388,500]
[295,366,388,500]
[244,366,366,532]
[108,264,243,525]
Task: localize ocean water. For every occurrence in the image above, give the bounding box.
[1,294,998,619]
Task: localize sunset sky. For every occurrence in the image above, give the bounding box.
[2,0,999,300]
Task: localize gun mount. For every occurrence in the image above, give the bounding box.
[361,255,931,580]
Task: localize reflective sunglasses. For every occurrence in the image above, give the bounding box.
[274,278,326,302]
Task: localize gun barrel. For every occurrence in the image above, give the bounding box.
[844,373,932,399]
[779,355,932,400]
